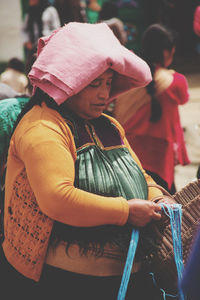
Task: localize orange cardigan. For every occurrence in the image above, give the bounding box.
[3,102,162,281]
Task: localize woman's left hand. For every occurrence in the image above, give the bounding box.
[153,196,177,223]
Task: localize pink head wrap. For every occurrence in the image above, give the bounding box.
[29,22,152,105]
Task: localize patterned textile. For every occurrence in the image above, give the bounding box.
[0,97,29,167]
[0,97,29,242]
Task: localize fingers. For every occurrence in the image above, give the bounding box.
[152,211,162,220]
[153,202,162,212]
[127,199,163,226]
[151,203,162,220]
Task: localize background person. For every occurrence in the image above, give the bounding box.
[55,0,88,25]
[98,1,127,46]
[0,58,28,94]
[114,23,190,194]
[21,0,61,58]
[0,83,19,101]
[2,22,174,299]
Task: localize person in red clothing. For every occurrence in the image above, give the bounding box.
[114,23,190,194]
[193,5,200,37]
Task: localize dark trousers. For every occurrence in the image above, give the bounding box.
[0,246,164,300]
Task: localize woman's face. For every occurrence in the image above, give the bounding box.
[64,69,114,120]
[163,47,176,67]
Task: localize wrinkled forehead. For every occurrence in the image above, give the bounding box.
[94,69,114,80]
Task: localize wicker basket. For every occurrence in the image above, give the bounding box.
[149,180,200,293]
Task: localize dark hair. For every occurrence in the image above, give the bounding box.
[25,46,38,94]
[142,23,177,122]
[55,0,86,26]
[12,88,60,133]
[7,58,25,73]
[99,1,119,20]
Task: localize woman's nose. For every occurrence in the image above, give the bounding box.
[98,85,110,100]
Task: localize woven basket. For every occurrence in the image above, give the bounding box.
[149,180,200,293]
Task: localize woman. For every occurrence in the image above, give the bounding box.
[0,58,28,94]
[55,0,88,26]
[3,22,172,299]
[98,1,127,45]
[22,0,61,57]
[114,23,190,194]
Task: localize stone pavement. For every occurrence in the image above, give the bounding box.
[175,72,200,191]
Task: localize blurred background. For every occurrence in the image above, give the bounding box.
[0,0,200,191]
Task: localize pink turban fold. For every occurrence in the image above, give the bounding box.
[29,22,152,105]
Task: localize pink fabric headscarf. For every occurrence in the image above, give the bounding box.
[29,22,152,105]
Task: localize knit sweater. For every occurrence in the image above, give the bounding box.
[3,102,162,281]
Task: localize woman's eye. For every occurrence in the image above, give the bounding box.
[89,82,101,88]
[89,79,112,88]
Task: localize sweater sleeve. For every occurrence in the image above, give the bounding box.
[166,72,189,105]
[17,121,129,227]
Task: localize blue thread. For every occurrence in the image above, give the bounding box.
[117,228,139,300]
[159,203,185,300]
[150,272,178,299]
[117,203,185,300]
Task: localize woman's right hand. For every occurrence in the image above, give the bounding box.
[127,199,162,227]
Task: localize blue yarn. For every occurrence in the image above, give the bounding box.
[149,272,178,300]
[117,228,139,300]
[159,203,185,300]
[117,203,185,300]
